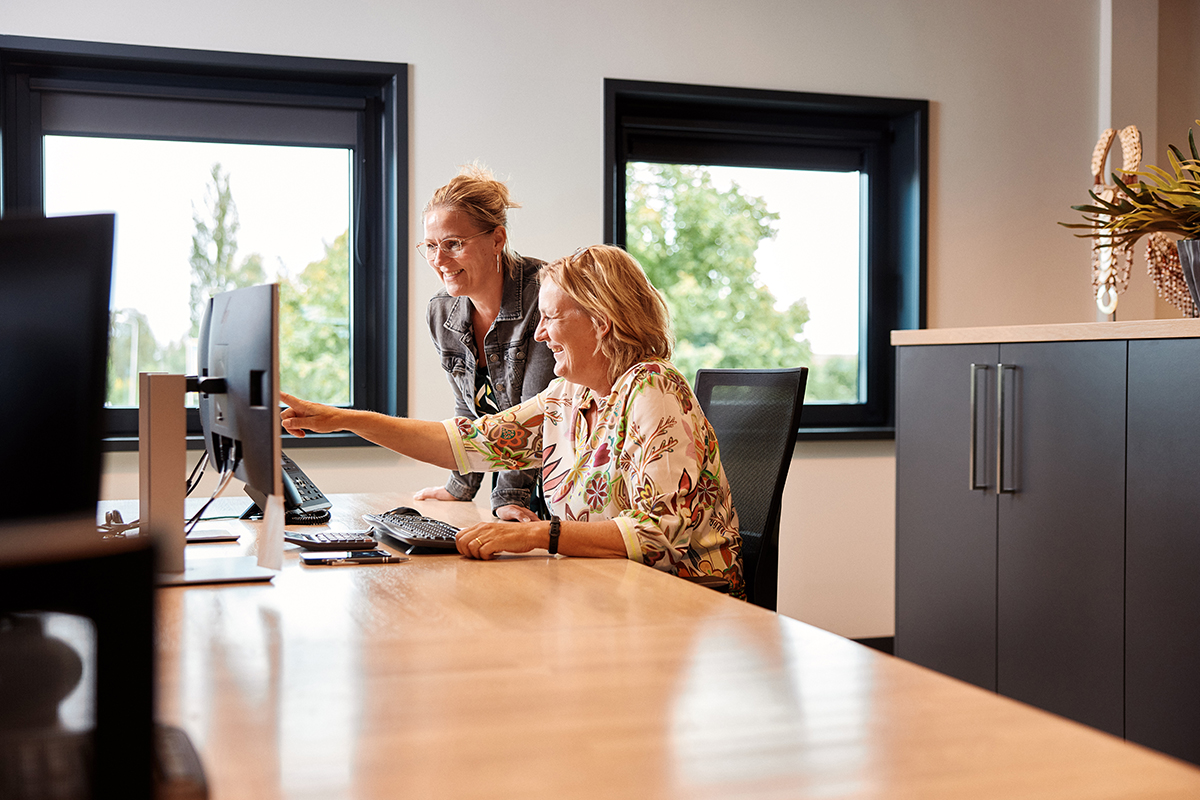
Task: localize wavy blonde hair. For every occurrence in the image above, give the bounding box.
[424,162,521,276]
[541,245,673,384]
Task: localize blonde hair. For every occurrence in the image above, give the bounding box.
[541,245,673,383]
[424,162,521,276]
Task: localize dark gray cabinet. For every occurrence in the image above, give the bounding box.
[895,343,999,690]
[896,340,1127,737]
[896,328,1200,764]
[1126,338,1200,764]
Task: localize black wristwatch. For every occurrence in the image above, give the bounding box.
[547,516,561,555]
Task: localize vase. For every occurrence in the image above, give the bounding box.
[1176,239,1200,314]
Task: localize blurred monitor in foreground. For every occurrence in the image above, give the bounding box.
[0,213,113,526]
[0,213,157,799]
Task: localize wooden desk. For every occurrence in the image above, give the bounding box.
[151,492,1200,799]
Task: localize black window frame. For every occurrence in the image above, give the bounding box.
[0,35,408,449]
[605,79,926,439]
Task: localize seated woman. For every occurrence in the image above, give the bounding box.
[280,245,742,595]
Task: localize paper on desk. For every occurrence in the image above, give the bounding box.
[256,494,285,570]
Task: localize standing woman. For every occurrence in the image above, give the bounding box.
[413,165,556,522]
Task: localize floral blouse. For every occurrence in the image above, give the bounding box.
[442,361,743,595]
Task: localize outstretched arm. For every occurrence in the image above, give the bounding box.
[280,392,458,470]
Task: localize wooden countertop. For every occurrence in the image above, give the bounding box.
[141,492,1200,799]
[891,317,1200,346]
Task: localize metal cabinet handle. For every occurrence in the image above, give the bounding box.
[969,363,989,490]
[996,363,1017,494]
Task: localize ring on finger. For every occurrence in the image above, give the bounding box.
[472,538,482,547]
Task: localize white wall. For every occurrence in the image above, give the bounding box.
[11,0,1182,638]
[1159,0,1200,162]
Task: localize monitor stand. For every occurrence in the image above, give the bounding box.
[139,373,275,586]
[184,526,241,543]
[157,555,274,586]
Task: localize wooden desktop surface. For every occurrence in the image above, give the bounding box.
[147,492,1200,799]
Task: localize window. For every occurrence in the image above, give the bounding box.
[605,79,927,437]
[0,36,407,447]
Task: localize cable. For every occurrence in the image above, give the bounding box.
[99,452,212,536]
[183,454,240,535]
[185,451,208,497]
[184,469,234,535]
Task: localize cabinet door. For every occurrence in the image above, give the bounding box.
[895,344,999,690]
[996,340,1126,736]
[1126,338,1200,764]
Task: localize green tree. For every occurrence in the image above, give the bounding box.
[279,230,351,405]
[106,308,186,406]
[189,163,266,336]
[805,354,859,403]
[187,162,350,405]
[626,163,813,383]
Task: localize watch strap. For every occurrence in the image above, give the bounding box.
[548,516,561,555]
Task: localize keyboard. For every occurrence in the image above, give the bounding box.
[362,507,460,551]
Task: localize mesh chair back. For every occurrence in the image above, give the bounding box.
[693,368,807,609]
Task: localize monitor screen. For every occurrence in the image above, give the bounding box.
[196,283,282,502]
[0,213,114,524]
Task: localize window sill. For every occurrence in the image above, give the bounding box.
[797,426,895,442]
[102,431,373,452]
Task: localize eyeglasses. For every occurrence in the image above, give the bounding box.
[416,229,494,260]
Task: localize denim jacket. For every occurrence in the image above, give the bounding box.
[426,255,556,512]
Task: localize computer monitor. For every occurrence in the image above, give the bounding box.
[0,212,156,798]
[195,283,283,504]
[144,282,283,583]
[0,213,114,526]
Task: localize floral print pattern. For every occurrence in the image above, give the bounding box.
[443,361,743,596]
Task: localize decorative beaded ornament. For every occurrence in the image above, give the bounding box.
[1146,232,1197,317]
[1089,125,1141,315]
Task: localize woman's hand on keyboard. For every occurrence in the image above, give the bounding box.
[456,518,624,560]
[456,521,541,560]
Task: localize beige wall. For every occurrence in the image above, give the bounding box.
[1158,0,1200,161]
[10,0,1195,638]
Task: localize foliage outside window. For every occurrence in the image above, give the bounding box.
[626,162,860,403]
[1,36,406,445]
[185,161,352,408]
[50,150,353,410]
[188,161,352,407]
[605,79,927,436]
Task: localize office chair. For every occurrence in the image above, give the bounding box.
[693,367,807,610]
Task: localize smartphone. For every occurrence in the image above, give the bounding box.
[300,550,408,566]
